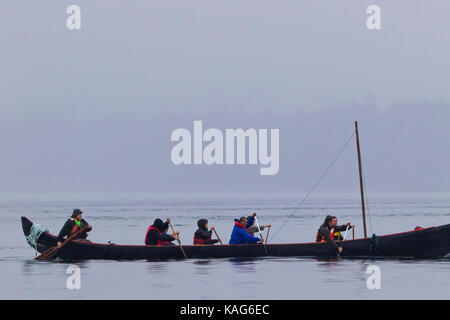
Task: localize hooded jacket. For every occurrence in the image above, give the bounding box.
[145,218,175,245]
[229,219,261,244]
[193,219,219,245]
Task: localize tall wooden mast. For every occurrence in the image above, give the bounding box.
[355,121,368,238]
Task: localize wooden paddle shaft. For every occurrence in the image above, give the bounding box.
[60,226,89,248]
[168,222,188,259]
[212,228,223,245]
[36,226,88,260]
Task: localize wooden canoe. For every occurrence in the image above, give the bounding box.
[21,217,450,260]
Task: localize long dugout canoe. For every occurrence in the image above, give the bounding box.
[22,217,450,260]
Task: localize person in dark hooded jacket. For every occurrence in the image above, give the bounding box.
[193,219,220,245]
[145,218,179,245]
[316,215,354,253]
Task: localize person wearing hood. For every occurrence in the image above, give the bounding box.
[315,215,354,253]
[145,218,179,245]
[246,213,272,236]
[57,209,92,248]
[229,216,263,245]
[193,219,220,245]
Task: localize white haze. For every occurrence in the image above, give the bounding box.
[0,1,449,195]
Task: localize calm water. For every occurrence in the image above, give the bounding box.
[0,192,449,299]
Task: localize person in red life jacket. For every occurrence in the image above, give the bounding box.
[145,218,179,245]
[315,215,354,253]
[246,213,272,236]
[229,216,264,244]
[193,219,220,245]
[56,209,92,248]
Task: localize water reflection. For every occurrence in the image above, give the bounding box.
[22,259,88,275]
[315,257,342,268]
[228,258,257,272]
[193,260,213,266]
[144,260,173,289]
[145,260,170,274]
[193,259,214,275]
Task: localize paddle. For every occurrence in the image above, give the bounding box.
[343,226,350,241]
[212,227,223,245]
[168,221,188,259]
[265,225,271,244]
[35,226,88,260]
[254,216,269,256]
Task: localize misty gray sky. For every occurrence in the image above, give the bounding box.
[0,1,449,195]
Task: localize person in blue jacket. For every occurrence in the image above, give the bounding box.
[229,216,264,244]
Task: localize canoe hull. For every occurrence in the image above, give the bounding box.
[21,217,450,260]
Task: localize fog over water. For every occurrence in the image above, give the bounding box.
[0,1,449,195]
[0,1,449,301]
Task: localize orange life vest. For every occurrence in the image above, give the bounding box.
[316,227,335,242]
[193,234,212,245]
[145,226,170,245]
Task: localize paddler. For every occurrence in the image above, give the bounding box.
[145,218,180,245]
[193,219,220,245]
[229,216,264,244]
[56,209,92,248]
[316,215,354,253]
[246,213,271,236]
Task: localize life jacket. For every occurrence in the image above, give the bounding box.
[193,234,212,245]
[315,227,335,242]
[333,231,343,240]
[145,226,170,245]
[68,219,84,237]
